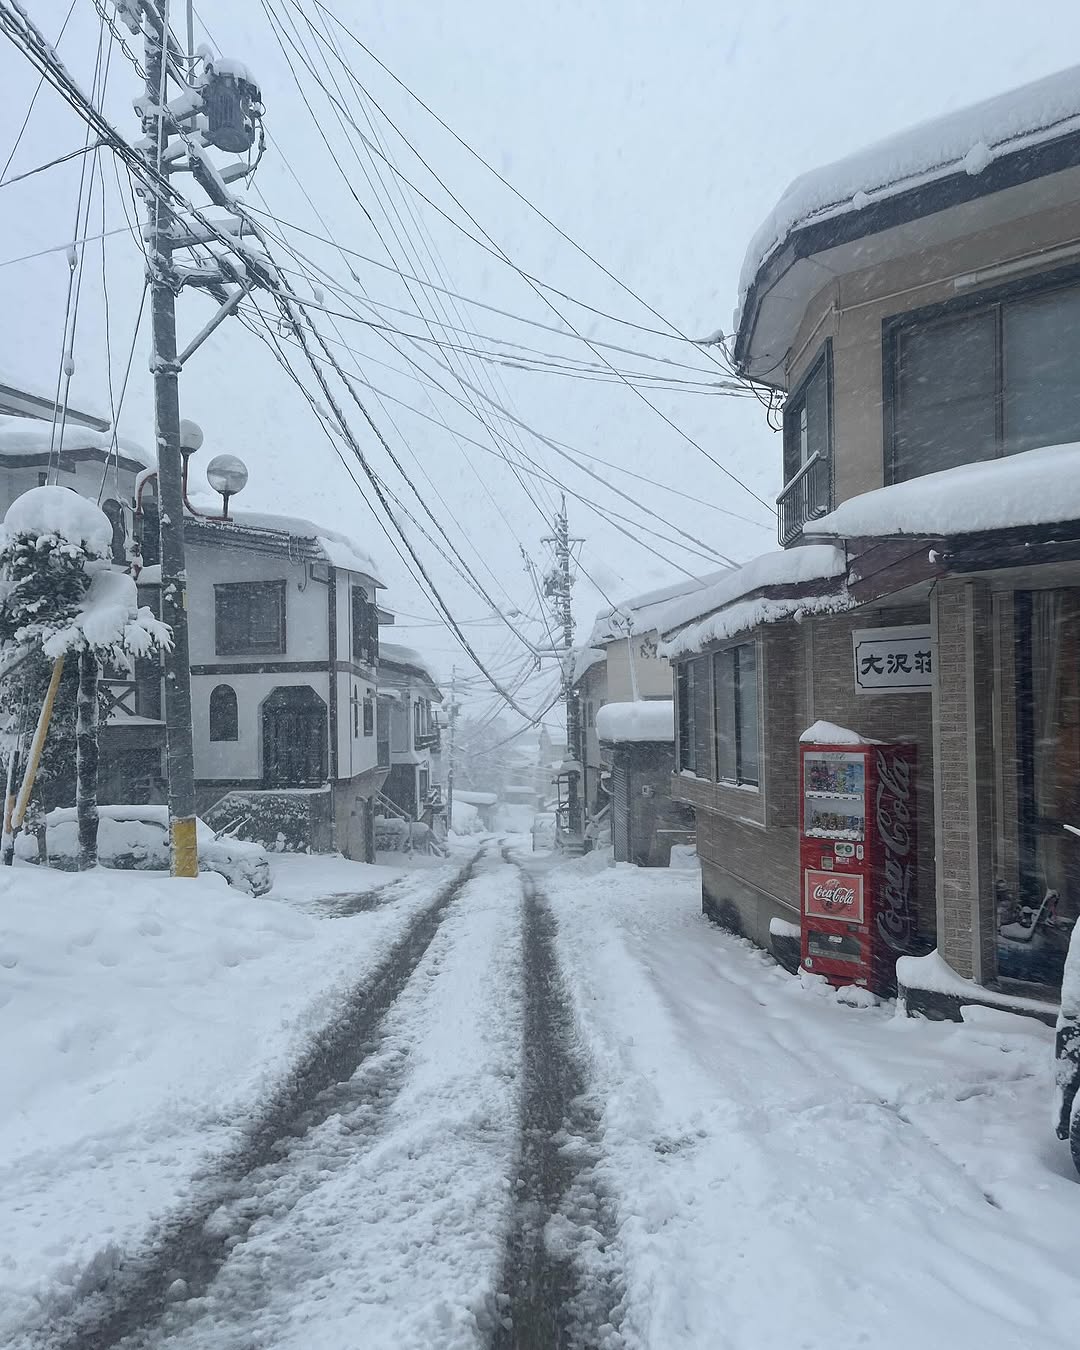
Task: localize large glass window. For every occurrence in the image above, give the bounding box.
[889,279,1080,482]
[675,657,712,777]
[214,581,286,655]
[712,643,759,787]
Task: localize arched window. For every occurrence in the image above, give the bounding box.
[209,683,238,741]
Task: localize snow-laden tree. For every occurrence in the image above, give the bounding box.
[0,487,171,869]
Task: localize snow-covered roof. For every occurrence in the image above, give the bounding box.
[587,568,732,646]
[596,700,675,744]
[453,790,497,807]
[812,441,1080,541]
[659,545,850,659]
[572,645,606,683]
[0,375,110,431]
[378,642,441,693]
[738,63,1080,320]
[0,415,151,469]
[191,506,383,585]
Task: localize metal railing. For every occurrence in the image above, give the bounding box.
[776,452,830,547]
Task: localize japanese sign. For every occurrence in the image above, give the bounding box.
[852,626,933,694]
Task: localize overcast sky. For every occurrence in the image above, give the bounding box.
[2,0,1078,724]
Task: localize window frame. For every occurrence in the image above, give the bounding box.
[781,339,833,489]
[214,580,286,656]
[710,640,761,789]
[351,585,379,667]
[883,263,1080,486]
[208,682,239,742]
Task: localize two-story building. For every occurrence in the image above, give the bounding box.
[667,64,1080,1016]
[179,509,388,860]
[0,390,395,862]
[377,642,443,822]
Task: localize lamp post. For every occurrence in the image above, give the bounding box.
[206,454,248,520]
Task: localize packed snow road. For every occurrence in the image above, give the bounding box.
[7,838,1080,1349]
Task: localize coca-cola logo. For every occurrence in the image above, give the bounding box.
[812,882,857,910]
[875,750,916,952]
[805,869,863,922]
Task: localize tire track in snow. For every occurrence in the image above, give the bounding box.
[492,852,626,1350]
[39,847,485,1350]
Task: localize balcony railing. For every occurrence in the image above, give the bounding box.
[776,452,830,547]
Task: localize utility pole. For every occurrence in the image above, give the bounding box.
[446,665,457,828]
[141,4,197,878]
[127,1,264,875]
[543,495,584,846]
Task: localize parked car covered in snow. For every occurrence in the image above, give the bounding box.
[15,805,272,896]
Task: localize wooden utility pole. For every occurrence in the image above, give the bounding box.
[141,4,198,876]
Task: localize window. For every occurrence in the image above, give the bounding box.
[351,586,378,666]
[215,581,286,655]
[352,686,360,738]
[782,345,831,485]
[675,657,713,777]
[888,278,1080,482]
[712,643,759,787]
[209,683,238,741]
[363,694,374,736]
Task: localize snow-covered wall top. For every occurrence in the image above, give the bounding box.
[813,441,1080,539]
[587,567,731,646]
[738,62,1080,316]
[0,415,151,468]
[595,700,675,744]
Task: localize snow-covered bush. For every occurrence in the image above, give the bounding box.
[0,488,171,868]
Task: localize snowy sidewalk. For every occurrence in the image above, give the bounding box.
[0,850,468,1344]
[543,855,1080,1350]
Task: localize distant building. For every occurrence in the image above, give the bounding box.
[377,642,443,824]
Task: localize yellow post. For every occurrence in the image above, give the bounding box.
[170,815,199,878]
[11,654,66,835]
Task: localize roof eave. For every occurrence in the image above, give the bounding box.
[734,127,1080,379]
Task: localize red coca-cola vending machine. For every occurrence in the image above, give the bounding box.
[799,735,918,995]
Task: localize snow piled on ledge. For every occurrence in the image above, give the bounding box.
[657,544,849,657]
[799,720,870,745]
[596,699,674,744]
[738,62,1080,315]
[813,441,1080,539]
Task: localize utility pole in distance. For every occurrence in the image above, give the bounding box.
[542,496,584,847]
[141,5,198,877]
[446,665,457,830]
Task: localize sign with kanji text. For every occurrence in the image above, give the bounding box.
[852,626,933,694]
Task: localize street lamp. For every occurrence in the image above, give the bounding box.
[206,453,248,521]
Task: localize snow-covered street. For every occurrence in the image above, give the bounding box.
[4,840,1080,1349]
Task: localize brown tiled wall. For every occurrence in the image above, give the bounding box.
[674,603,936,951]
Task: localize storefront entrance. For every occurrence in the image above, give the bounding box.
[1001,590,1080,991]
